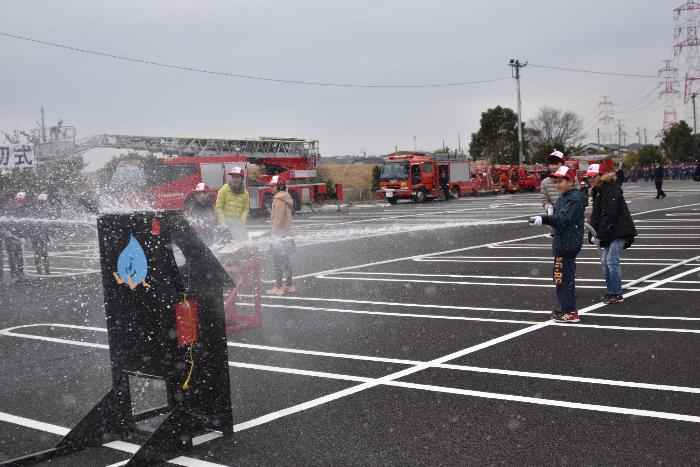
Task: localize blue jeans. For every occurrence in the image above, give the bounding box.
[600,239,625,295]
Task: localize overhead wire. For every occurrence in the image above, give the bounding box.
[529,63,657,79]
[0,31,510,89]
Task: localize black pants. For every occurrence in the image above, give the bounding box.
[5,237,24,278]
[273,252,293,287]
[553,255,577,313]
[654,181,666,198]
[441,184,450,200]
[32,236,49,274]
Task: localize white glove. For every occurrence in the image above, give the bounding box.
[529,216,543,226]
[546,206,554,216]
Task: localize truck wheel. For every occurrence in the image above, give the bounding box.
[262,194,273,216]
[387,197,398,204]
[451,187,461,198]
[413,189,427,203]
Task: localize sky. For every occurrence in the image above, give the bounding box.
[0,0,684,169]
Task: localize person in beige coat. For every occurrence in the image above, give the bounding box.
[267,176,296,295]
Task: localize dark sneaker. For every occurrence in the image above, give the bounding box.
[601,294,612,303]
[552,310,580,323]
[607,294,624,304]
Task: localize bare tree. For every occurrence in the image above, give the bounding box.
[528,107,584,151]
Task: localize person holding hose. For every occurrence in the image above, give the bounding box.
[215,167,250,242]
[585,164,637,304]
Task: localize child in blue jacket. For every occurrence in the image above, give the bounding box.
[530,166,588,322]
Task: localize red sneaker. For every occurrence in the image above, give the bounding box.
[282,285,296,293]
[551,310,580,323]
[266,287,285,295]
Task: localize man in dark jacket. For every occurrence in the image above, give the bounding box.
[615,165,625,187]
[653,162,666,199]
[586,164,637,304]
[530,166,588,323]
[3,192,29,281]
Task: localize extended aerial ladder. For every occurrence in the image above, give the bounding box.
[35,133,320,168]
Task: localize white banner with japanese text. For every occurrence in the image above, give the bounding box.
[0,144,35,169]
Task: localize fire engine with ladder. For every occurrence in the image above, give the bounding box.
[39,133,337,214]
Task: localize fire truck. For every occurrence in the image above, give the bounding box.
[97,135,335,214]
[376,152,498,204]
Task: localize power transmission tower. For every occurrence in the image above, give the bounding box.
[658,60,680,132]
[598,96,615,145]
[674,1,700,122]
[509,58,527,164]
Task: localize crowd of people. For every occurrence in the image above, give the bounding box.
[0,191,56,282]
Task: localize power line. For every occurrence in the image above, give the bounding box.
[0,31,510,89]
[529,63,657,78]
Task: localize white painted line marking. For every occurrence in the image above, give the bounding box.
[384,381,700,424]
[232,261,700,431]
[228,362,372,383]
[236,302,537,324]
[239,294,549,315]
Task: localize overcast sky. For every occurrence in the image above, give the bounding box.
[0,0,681,169]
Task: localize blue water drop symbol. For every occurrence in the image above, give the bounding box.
[117,234,149,286]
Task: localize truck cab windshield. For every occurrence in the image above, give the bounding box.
[380,163,409,180]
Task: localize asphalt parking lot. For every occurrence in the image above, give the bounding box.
[1,180,699,466]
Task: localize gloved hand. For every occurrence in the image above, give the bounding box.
[529,216,543,226]
[587,232,598,245]
[546,206,554,216]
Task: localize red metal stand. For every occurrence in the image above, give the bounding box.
[222,248,262,333]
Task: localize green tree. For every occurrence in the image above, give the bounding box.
[636,145,664,166]
[469,106,521,164]
[660,121,697,162]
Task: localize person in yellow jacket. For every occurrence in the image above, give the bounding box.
[266,175,296,295]
[215,167,250,241]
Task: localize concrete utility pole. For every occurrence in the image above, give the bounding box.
[618,121,623,155]
[644,127,648,144]
[509,59,527,164]
[597,128,600,145]
[40,106,46,143]
[692,92,698,134]
[637,127,642,145]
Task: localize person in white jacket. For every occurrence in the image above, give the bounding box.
[541,150,580,215]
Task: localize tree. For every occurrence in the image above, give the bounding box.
[469,106,520,164]
[527,107,584,161]
[660,120,697,162]
[636,145,664,166]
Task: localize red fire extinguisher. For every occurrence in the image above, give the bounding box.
[175,293,199,347]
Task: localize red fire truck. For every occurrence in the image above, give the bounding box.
[103,135,335,214]
[376,152,498,204]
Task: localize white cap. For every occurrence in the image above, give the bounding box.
[228,167,244,176]
[548,150,565,161]
[14,191,26,201]
[194,182,208,192]
[37,193,48,202]
[585,164,601,177]
[267,175,280,186]
[549,165,575,180]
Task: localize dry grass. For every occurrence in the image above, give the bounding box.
[318,163,378,201]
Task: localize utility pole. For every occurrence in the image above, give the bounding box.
[40,106,46,143]
[644,127,648,145]
[413,136,416,151]
[692,92,698,134]
[457,132,462,154]
[509,59,527,164]
[597,128,600,145]
[637,127,641,145]
[618,121,623,156]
